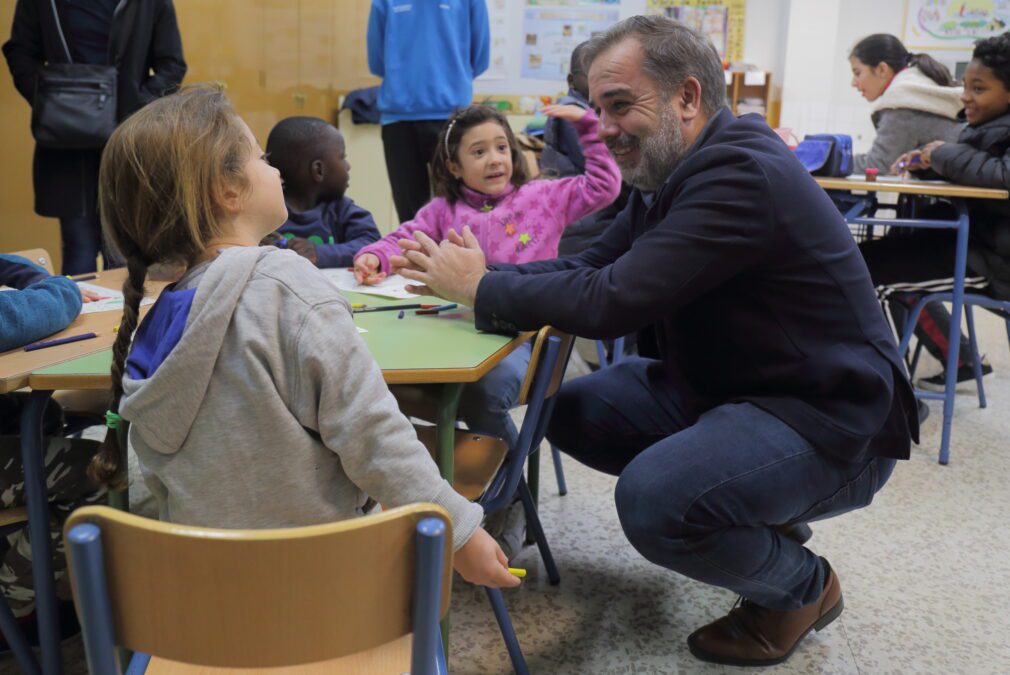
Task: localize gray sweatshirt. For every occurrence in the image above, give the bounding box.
[120,246,482,549]
[853,66,964,173]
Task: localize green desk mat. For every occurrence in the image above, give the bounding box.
[33,290,514,379]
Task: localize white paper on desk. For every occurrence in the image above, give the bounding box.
[77,282,155,314]
[320,268,420,300]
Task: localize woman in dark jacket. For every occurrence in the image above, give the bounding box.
[3,0,186,274]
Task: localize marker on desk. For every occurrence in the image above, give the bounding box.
[351,303,366,309]
[415,303,458,315]
[398,310,405,319]
[24,332,98,352]
[70,273,98,282]
[508,567,527,578]
[353,303,441,313]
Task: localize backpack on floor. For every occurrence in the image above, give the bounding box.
[793,134,853,176]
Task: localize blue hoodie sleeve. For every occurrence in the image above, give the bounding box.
[314,198,383,269]
[0,255,83,352]
[470,0,490,77]
[367,0,387,77]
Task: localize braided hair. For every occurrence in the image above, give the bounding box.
[89,84,250,486]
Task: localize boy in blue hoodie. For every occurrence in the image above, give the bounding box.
[367,0,490,223]
[263,116,380,268]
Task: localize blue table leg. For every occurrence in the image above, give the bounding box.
[938,204,969,465]
[434,382,463,663]
[20,389,63,675]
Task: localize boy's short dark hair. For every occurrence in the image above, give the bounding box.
[265,116,338,183]
[973,32,1010,91]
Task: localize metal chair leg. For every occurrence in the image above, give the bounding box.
[20,389,63,675]
[964,304,987,409]
[485,588,529,675]
[0,594,41,675]
[518,477,560,585]
[550,444,568,496]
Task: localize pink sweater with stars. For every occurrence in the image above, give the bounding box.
[357,112,621,273]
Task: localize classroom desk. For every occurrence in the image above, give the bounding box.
[817,175,1009,465]
[0,268,166,675]
[814,175,1008,200]
[29,288,531,481]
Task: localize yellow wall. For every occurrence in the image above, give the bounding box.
[0,0,380,266]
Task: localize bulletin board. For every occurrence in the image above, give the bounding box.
[902,0,1010,50]
[645,0,746,62]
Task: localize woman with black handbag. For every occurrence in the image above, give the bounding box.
[3,0,186,274]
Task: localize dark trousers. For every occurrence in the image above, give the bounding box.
[381,120,447,223]
[859,230,983,368]
[58,214,102,275]
[546,358,896,610]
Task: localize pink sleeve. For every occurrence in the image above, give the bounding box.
[354,199,449,274]
[550,111,622,224]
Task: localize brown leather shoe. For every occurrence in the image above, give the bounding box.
[687,559,843,667]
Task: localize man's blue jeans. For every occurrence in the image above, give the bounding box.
[547,357,896,610]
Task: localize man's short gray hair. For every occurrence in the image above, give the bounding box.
[581,15,727,116]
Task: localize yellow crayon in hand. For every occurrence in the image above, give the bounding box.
[351,303,365,309]
[508,567,526,578]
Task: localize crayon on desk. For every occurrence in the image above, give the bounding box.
[24,332,98,352]
[415,303,458,315]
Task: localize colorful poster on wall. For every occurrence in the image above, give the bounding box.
[903,0,1010,50]
[479,0,509,80]
[520,5,621,80]
[645,0,746,62]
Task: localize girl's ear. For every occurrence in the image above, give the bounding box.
[447,158,463,179]
[874,61,893,80]
[214,179,244,215]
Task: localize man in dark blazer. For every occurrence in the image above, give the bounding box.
[4,0,186,274]
[395,15,918,667]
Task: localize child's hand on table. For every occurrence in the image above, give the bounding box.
[353,253,386,285]
[918,141,945,169]
[453,527,521,588]
[287,237,318,265]
[541,103,588,123]
[80,288,102,303]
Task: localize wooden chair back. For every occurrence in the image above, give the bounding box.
[517,326,575,406]
[65,503,452,668]
[9,249,54,274]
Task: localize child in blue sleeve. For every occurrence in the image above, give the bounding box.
[0,254,82,353]
[263,116,381,268]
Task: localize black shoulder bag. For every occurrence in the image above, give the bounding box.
[30,0,117,149]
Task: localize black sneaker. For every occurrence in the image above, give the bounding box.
[918,359,993,392]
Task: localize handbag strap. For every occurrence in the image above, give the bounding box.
[47,0,74,64]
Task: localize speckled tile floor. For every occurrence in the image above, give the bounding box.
[5,316,1010,674]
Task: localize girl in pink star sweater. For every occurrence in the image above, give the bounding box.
[354,103,620,453]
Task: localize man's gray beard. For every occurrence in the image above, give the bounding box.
[617,107,689,193]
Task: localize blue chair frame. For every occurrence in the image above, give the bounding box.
[843,196,971,464]
[477,334,567,675]
[66,513,450,675]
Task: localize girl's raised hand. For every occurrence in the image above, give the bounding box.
[541,103,588,123]
[353,253,385,285]
[453,527,521,589]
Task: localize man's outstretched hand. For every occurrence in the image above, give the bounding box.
[394,226,487,306]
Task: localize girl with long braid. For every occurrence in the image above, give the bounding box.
[90,84,518,590]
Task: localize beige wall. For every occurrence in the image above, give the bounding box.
[0,0,382,267]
